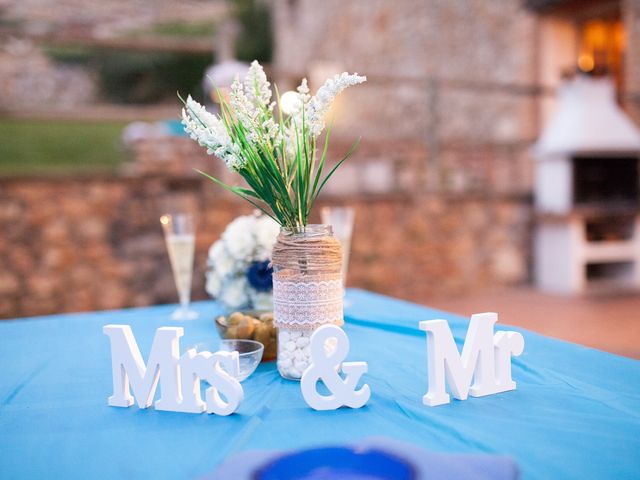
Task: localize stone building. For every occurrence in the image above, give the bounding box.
[273,0,640,194]
[2,0,639,318]
[269,0,640,295]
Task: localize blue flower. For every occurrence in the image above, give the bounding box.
[246,260,273,292]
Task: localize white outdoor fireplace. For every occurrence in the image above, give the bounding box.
[534,75,640,294]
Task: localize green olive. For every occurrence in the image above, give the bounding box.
[251,318,262,332]
[236,315,255,338]
[227,312,244,326]
[254,324,271,346]
[225,325,239,339]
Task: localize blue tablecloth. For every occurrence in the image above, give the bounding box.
[1,289,639,479]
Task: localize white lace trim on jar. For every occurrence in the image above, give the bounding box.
[273,278,344,329]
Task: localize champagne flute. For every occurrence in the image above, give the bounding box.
[321,206,355,288]
[160,213,199,320]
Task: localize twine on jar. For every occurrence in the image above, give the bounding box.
[272,228,344,330]
[272,231,342,278]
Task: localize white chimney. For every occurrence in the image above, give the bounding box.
[533,76,640,294]
[535,76,640,156]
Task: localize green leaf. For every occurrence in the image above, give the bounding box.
[312,137,360,205]
[310,120,333,201]
[195,169,280,223]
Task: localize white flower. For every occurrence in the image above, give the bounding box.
[297,78,311,104]
[244,60,272,110]
[208,240,235,277]
[204,213,279,309]
[306,72,366,137]
[254,214,280,245]
[222,215,257,260]
[249,288,273,310]
[230,63,280,146]
[181,95,246,171]
[285,72,366,154]
[261,116,282,144]
[205,270,223,297]
[229,77,260,137]
[219,276,249,309]
[253,215,280,261]
[183,63,365,175]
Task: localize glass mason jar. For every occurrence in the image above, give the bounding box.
[272,224,343,380]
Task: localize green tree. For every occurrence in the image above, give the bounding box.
[233,0,273,63]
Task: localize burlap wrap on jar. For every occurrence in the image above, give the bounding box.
[271,225,343,380]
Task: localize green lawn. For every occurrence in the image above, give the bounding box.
[0,119,127,174]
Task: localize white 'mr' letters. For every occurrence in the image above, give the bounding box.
[420,313,524,407]
[103,325,243,415]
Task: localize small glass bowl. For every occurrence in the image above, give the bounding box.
[219,339,264,382]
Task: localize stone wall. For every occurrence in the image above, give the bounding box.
[272,0,640,199]
[0,47,96,111]
[8,0,639,318]
[272,0,539,202]
[0,175,237,319]
[0,174,530,319]
[623,0,640,124]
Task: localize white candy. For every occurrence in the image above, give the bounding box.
[278,358,292,369]
[296,337,310,348]
[294,360,308,372]
[279,331,290,343]
[279,349,292,360]
[278,329,319,379]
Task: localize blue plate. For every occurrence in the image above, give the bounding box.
[254,446,415,480]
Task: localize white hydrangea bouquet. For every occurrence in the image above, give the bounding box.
[205,212,280,311]
[180,60,365,231]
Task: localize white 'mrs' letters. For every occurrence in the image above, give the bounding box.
[103,325,243,415]
[420,313,524,407]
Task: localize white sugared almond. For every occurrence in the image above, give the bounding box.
[277,329,314,379]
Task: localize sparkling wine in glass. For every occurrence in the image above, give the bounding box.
[160,213,199,320]
[321,206,355,288]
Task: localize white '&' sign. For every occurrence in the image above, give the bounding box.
[300,324,370,411]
